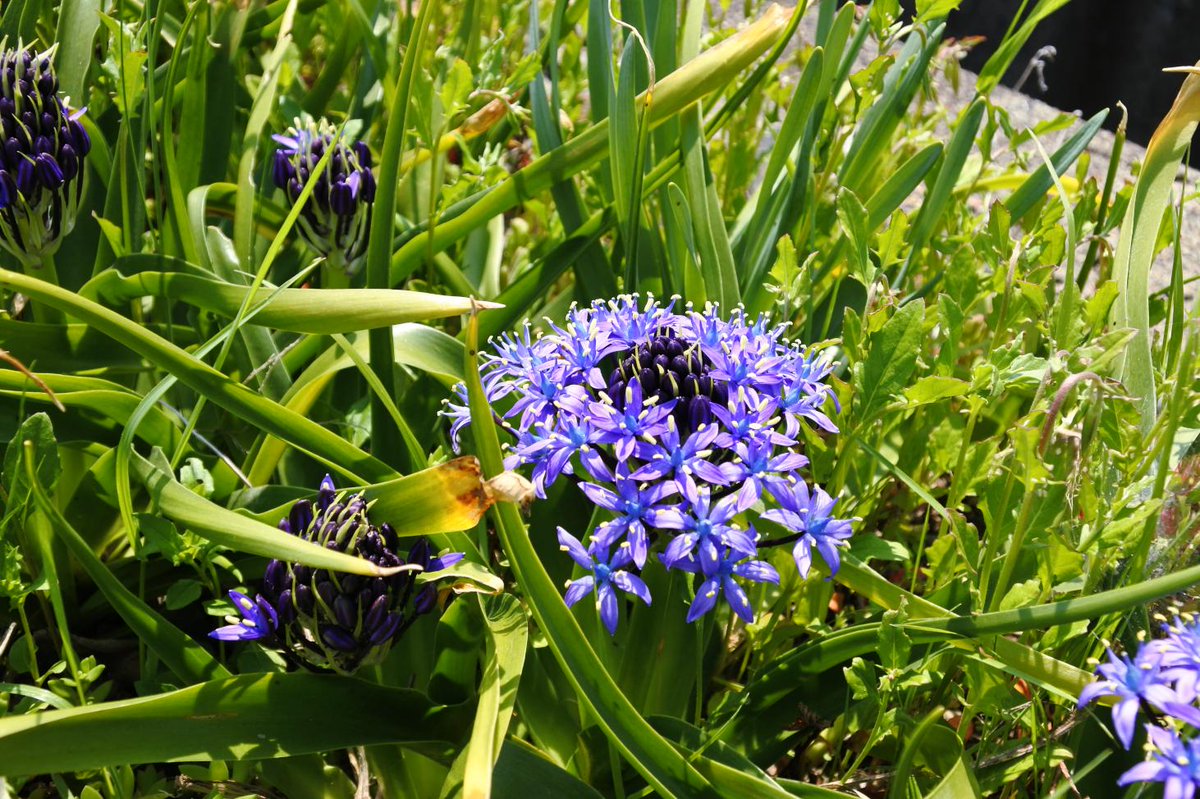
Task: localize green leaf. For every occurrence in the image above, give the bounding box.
[2,413,59,511]
[54,0,102,105]
[163,579,203,611]
[878,604,911,671]
[440,58,475,117]
[0,673,470,775]
[849,536,911,564]
[1112,65,1200,435]
[837,188,872,285]
[915,0,962,23]
[903,376,969,406]
[447,594,528,799]
[84,268,494,335]
[864,142,943,231]
[853,299,925,421]
[492,742,604,798]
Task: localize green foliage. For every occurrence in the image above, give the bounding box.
[0,0,1198,797]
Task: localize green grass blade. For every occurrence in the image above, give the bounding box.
[447,594,528,799]
[1002,108,1108,220]
[899,97,986,285]
[864,141,943,230]
[53,0,101,107]
[364,0,440,468]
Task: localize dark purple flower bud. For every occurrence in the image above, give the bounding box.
[413,585,437,615]
[367,613,401,645]
[333,594,357,628]
[359,169,376,202]
[321,626,358,652]
[0,171,9,208]
[295,582,314,613]
[0,97,12,116]
[264,559,285,596]
[407,538,432,570]
[687,396,712,431]
[276,589,295,623]
[293,564,312,585]
[353,141,371,168]
[317,475,336,510]
[59,144,78,181]
[316,579,336,608]
[4,137,19,166]
[37,71,54,96]
[16,159,33,195]
[272,149,293,189]
[329,180,354,215]
[364,594,388,632]
[69,118,90,155]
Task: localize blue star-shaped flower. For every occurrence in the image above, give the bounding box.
[581,470,676,568]
[1119,725,1200,799]
[1078,648,1182,749]
[672,548,779,623]
[557,527,651,634]
[654,484,756,571]
[761,480,854,578]
[630,417,728,495]
[589,379,676,461]
[723,437,809,508]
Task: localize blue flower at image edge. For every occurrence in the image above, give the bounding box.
[1119,726,1200,799]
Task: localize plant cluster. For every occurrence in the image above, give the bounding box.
[0,0,1198,797]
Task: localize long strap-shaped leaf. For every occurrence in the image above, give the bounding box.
[1112,61,1200,435]
[84,269,497,334]
[464,310,720,799]
[0,672,470,775]
[0,267,395,483]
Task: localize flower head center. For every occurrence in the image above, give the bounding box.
[603,333,729,435]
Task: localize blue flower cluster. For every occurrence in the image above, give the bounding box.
[1079,618,1200,797]
[211,476,462,674]
[445,296,853,633]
